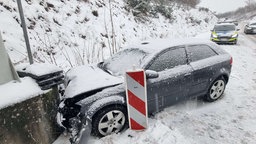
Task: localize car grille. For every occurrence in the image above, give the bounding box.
[217,36,232,41]
[218,36,231,39]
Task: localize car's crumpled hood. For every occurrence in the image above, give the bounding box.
[216,31,235,37]
[64,65,123,98]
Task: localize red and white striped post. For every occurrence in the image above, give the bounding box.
[125,69,148,130]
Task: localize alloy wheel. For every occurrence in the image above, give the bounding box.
[98,110,126,136]
[210,80,225,100]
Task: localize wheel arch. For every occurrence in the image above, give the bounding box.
[85,95,126,121]
[207,73,229,91]
[204,74,228,102]
[222,74,229,83]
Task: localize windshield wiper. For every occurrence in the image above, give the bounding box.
[97,62,113,75]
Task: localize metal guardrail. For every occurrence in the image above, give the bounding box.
[17,69,64,90]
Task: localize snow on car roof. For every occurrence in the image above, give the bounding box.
[249,20,256,25]
[125,38,215,55]
[214,23,236,26]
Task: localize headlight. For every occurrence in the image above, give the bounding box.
[232,33,238,38]
[211,33,218,38]
[247,27,252,29]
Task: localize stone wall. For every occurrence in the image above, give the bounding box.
[0,88,63,144]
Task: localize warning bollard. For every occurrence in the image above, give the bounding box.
[125,69,148,130]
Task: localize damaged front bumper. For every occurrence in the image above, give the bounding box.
[57,111,92,144]
[69,117,92,144]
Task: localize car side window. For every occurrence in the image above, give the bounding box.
[147,47,187,72]
[187,45,217,62]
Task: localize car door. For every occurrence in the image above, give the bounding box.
[186,44,218,97]
[145,46,193,114]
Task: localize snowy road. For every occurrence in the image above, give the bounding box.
[54,32,256,144]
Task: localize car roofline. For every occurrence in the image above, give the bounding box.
[123,38,214,55]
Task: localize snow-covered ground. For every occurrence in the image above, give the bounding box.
[53,30,256,144]
[1,0,256,143]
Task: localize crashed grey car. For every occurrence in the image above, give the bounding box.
[57,38,232,141]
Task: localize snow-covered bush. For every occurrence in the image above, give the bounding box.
[0,0,217,71]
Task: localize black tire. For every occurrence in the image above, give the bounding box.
[205,77,226,102]
[91,105,128,137]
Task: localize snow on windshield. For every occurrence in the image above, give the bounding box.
[103,48,149,76]
[214,24,236,31]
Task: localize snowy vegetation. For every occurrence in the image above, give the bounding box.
[217,0,256,20]
[0,0,216,71]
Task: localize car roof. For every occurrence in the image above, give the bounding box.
[249,20,256,25]
[214,23,236,27]
[126,38,215,55]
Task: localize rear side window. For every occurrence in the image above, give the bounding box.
[187,45,217,62]
[147,47,187,72]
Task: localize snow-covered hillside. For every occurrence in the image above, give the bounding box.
[0,0,217,70]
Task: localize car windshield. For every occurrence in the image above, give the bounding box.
[214,25,236,31]
[100,48,149,76]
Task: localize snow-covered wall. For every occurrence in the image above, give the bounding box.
[0,0,217,70]
[0,88,62,144]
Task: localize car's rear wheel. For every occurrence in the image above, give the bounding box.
[205,77,226,102]
[91,105,128,137]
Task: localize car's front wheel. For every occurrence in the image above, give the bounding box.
[91,105,128,137]
[205,77,226,102]
[244,30,248,34]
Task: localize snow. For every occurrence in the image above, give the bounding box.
[2,0,256,144]
[16,63,62,77]
[103,48,149,76]
[64,65,123,98]
[91,120,193,144]
[77,84,125,108]
[0,77,43,109]
[86,95,125,117]
[0,0,217,71]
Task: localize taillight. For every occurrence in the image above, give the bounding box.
[230,57,233,65]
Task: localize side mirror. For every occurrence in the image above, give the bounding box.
[236,28,240,31]
[145,70,159,79]
[210,29,213,32]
